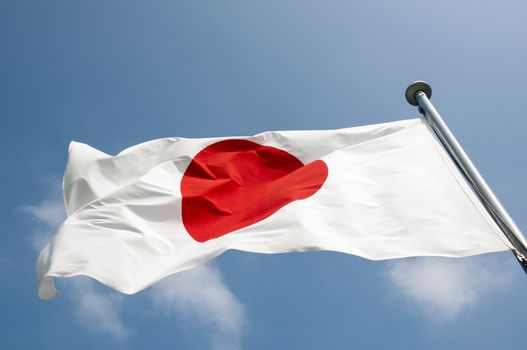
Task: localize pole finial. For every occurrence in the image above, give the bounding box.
[405,81,432,106]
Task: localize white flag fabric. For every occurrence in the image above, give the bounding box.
[37,118,511,299]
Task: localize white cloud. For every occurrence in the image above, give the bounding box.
[384,256,513,319]
[22,199,66,251]
[150,265,246,350]
[20,177,66,251]
[66,277,128,339]
[23,199,66,228]
[23,177,129,339]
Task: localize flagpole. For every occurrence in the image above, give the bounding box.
[405,80,527,273]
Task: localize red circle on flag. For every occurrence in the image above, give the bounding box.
[181,139,328,242]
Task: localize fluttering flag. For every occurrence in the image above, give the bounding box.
[37,118,511,299]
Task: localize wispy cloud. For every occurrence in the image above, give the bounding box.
[383,256,513,319]
[66,277,128,339]
[23,199,66,228]
[20,177,66,251]
[23,177,129,339]
[150,265,246,350]
[22,199,66,251]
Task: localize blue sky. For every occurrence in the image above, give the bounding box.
[1,1,526,349]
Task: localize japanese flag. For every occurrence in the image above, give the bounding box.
[37,118,510,299]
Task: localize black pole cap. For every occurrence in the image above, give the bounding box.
[405,81,432,106]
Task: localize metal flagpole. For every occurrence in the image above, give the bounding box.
[405,80,527,274]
